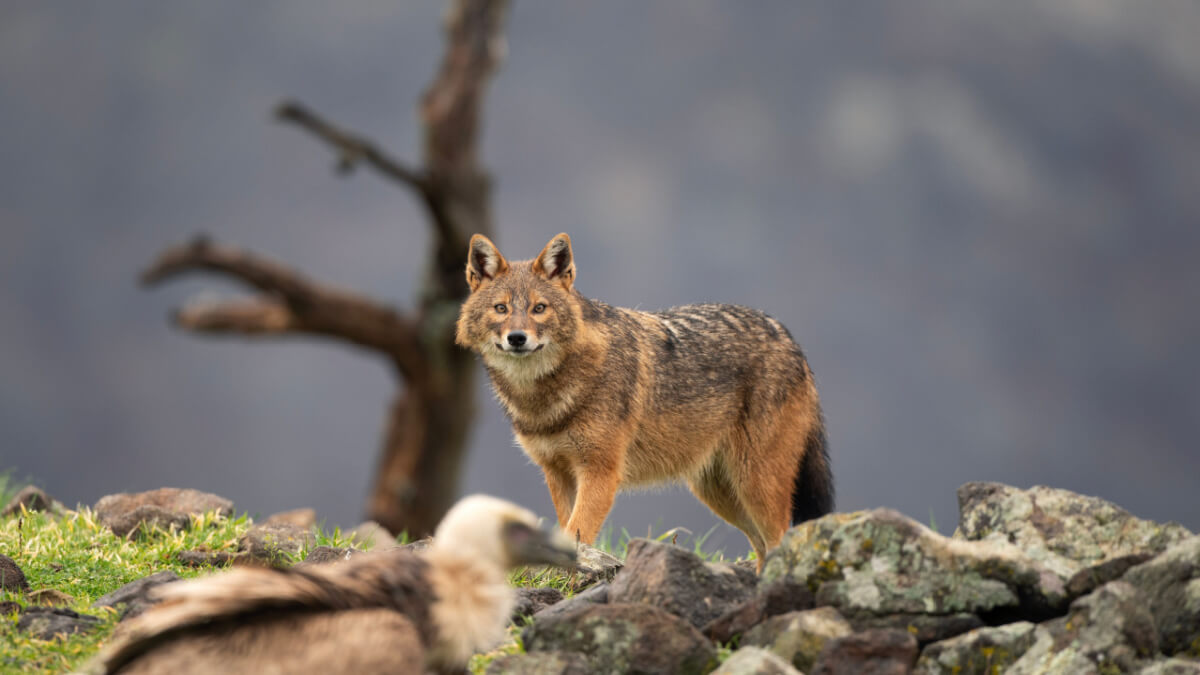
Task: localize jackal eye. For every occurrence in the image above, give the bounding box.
[494,304,508,314]
[532,303,547,314]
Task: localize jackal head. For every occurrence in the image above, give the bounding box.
[455,233,579,380]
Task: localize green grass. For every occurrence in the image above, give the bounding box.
[1,500,748,675]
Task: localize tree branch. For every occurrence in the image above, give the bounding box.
[275,100,428,195]
[143,236,426,378]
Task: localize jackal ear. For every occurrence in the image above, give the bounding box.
[466,234,508,292]
[533,233,575,289]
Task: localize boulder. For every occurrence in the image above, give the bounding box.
[239,522,315,561]
[955,482,1191,580]
[2,485,65,517]
[0,600,21,616]
[609,538,756,628]
[761,509,1068,622]
[263,508,317,529]
[523,602,718,675]
[574,543,623,589]
[177,549,245,567]
[914,621,1037,675]
[811,628,919,675]
[0,554,29,592]
[712,647,803,675]
[1007,581,1159,675]
[847,612,984,645]
[16,607,101,640]
[297,545,365,566]
[704,578,815,643]
[512,587,565,625]
[93,570,182,620]
[532,582,610,624]
[1121,535,1200,657]
[95,488,233,537]
[1139,660,1200,674]
[742,607,853,673]
[485,652,591,675]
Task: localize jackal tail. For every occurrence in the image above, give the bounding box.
[791,424,834,525]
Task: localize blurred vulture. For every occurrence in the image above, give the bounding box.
[82,495,576,675]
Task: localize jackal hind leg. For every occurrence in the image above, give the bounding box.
[687,458,767,564]
[728,430,798,568]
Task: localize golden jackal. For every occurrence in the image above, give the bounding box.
[456,233,833,568]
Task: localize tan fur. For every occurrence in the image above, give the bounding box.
[457,234,834,570]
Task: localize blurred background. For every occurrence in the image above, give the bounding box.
[2,2,1198,555]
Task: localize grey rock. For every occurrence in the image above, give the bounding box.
[609,538,755,628]
[704,578,816,644]
[574,543,623,589]
[16,607,101,640]
[914,621,1037,675]
[532,582,610,624]
[297,545,364,566]
[1008,581,1159,675]
[512,587,565,625]
[95,487,233,537]
[345,520,391,550]
[847,612,984,645]
[1066,552,1156,598]
[712,647,803,675]
[0,554,29,592]
[1139,659,1200,674]
[743,607,853,673]
[177,549,245,567]
[0,600,21,616]
[239,521,315,561]
[397,536,433,554]
[955,482,1192,580]
[1121,535,1200,657]
[811,628,919,675]
[523,602,718,675]
[2,485,65,517]
[761,509,1068,621]
[485,652,591,675]
[263,507,316,529]
[93,570,182,620]
[27,589,74,607]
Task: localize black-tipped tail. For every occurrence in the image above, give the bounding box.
[791,424,834,525]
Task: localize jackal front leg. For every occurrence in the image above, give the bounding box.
[564,465,621,545]
[540,461,576,531]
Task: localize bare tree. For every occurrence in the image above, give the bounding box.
[141,0,510,537]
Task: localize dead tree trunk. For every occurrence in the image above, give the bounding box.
[140,0,510,537]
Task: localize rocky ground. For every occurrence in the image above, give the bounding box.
[1,482,1197,674]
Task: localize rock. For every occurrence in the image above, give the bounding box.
[27,589,74,607]
[762,509,1068,622]
[1121,535,1200,657]
[742,607,853,673]
[608,538,756,628]
[16,607,101,640]
[398,537,433,554]
[523,602,718,675]
[177,549,245,567]
[712,647,803,675]
[239,522,315,561]
[532,582,610,624]
[512,587,565,625]
[95,488,233,538]
[0,554,29,592]
[955,482,1192,580]
[574,543,623,589]
[1139,659,1200,674]
[914,621,1037,675]
[263,508,316,529]
[0,600,20,616]
[811,628,919,675]
[1065,552,1156,597]
[847,612,984,645]
[346,521,391,550]
[1,485,65,517]
[93,570,182,620]
[704,579,816,643]
[485,652,591,675]
[297,545,364,566]
[1007,581,1159,675]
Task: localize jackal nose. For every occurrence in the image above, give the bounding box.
[506,331,528,348]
